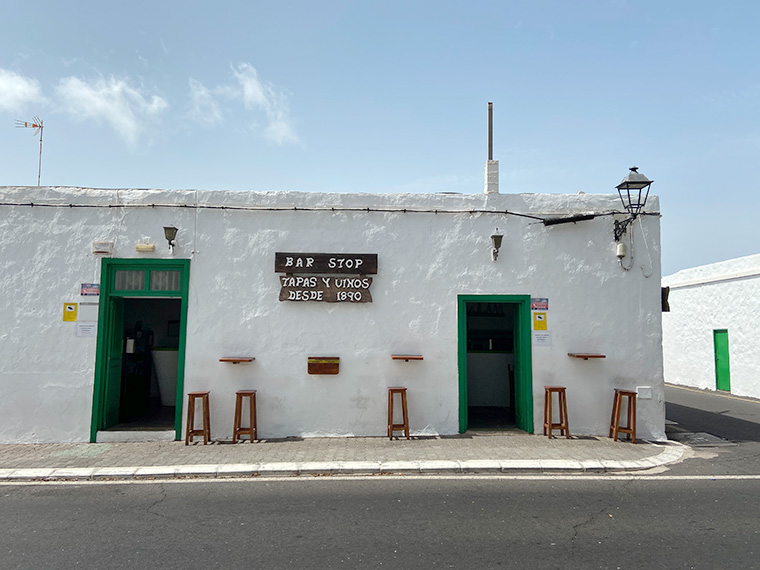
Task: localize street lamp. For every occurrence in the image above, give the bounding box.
[614,167,653,242]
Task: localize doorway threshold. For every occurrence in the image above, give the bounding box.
[96,430,176,443]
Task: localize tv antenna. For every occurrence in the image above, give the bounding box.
[15,116,44,186]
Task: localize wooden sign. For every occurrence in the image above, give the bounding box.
[308,357,339,375]
[280,275,372,303]
[275,253,378,275]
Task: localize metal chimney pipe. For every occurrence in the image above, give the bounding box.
[488,102,493,161]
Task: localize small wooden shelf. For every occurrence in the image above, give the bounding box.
[219,357,255,364]
[567,353,606,360]
[391,354,424,362]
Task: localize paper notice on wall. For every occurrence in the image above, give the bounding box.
[531,298,549,310]
[533,312,547,330]
[533,332,552,346]
[76,321,97,337]
[63,303,78,322]
[78,303,99,321]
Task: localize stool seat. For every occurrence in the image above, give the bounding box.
[388,387,410,440]
[185,391,211,445]
[543,386,570,438]
[609,389,637,442]
[233,389,258,443]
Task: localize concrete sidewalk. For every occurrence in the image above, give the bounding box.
[0,431,686,482]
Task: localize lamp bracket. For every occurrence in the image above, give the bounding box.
[613,216,635,242]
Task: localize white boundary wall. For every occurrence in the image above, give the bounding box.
[0,186,665,443]
[663,254,760,399]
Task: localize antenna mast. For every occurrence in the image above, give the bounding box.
[15,116,44,186]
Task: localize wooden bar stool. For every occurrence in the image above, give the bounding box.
[232,390,258,443]
[185,391,211,445]
[609,389,637,442]
[387,387,410,440]
[543,386,570,438]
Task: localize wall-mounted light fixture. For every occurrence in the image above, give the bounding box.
[613,166,653,241]
[491,228,503,261]
[163,226,178,254]
[92,241,113,255]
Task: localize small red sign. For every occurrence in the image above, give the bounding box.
[81,283,100,296]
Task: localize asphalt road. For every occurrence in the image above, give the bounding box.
[2,475,759,570]
[1,385,758,570]
[665,384,760,476]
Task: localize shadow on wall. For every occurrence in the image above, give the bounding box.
[666,402,760,443]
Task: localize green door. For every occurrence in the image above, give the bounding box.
[91,258,190,442]
[512,301,529,431]
[713,329,731,392]
[103,297,125,427]
[458,295,533,433]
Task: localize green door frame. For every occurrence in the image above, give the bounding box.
[457,295,533,433]
[91,258,190,442]
[713,329,731,392]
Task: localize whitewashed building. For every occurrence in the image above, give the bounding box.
[663,254,760,399]
[0,179,666,443]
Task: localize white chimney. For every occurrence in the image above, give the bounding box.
[485,160,499,194]
[484,102,499,194]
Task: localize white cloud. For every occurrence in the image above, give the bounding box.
[55,76,168,147]
[266,119,297,146]
[231,63,298,145]
[0,69,43,112]
[187,78,223,127]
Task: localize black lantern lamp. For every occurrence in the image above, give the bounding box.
[614,167,653,241]
[163,225,178,254]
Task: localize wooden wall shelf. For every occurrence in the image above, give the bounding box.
[219,357,255,364]
[567,353,606,360]
[391,354,424,362]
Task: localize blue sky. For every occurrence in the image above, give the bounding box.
[1,1,758,275]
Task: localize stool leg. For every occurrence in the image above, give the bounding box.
[609,392,619,439]
[233,393,242,443]
[547,392,553,438]
[401,391,410,440]
[560,391,570,438]
[202,393,210,444]
[628,395,637,443]
[543,390,548,436]
[185,394,195,445]
[613,395,622,442]
[250,393,258,441]
[388,390,393,440]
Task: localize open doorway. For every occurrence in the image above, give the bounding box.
[116,298,181,430]
[465,302,516,428]
[458,295,533,433]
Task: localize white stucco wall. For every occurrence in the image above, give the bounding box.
[663,254,760,399]
[0,186,665,443]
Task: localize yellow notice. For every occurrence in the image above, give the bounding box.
[63,303,78,322]
[533,312,547,331]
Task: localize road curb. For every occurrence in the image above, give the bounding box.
[0,442,686,482]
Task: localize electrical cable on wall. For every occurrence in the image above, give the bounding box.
[637,216,654,278]
[0,199,660,225]
[617,215,635,271]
